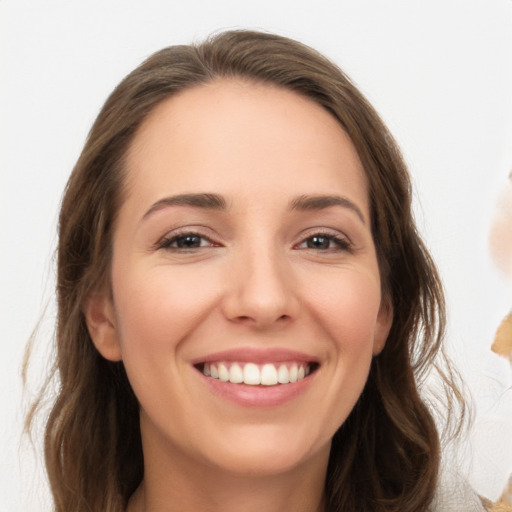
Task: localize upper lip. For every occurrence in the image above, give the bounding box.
[191,347,320,365]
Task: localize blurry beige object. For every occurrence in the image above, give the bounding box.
[491,311,512,508]
[489,172,512,509]
[489,173,512,282]
[496,478,512,510]
[492,312,512,361]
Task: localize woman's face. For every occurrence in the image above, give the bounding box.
[87,80,392,477]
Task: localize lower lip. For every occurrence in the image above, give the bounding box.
[198,370,315,407]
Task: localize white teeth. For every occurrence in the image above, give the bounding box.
[229,363,243,384]
[204,362,312,386]
[218,363,229,382]
[289,363,298,383]
[277,364,290,384]
[243,363,261,385]
[261,364,278,386]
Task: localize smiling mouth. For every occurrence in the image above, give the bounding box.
[195,362,318,386]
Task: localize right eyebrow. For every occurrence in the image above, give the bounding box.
[141,193,227,221]
[289,194,367,225]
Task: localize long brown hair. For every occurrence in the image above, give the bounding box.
[27,30,466,511]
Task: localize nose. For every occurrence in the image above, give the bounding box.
[221,246,300,329]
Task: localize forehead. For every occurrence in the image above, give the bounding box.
[123,79,368,215]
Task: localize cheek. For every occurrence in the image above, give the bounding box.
[297,269,382,436]
[304,267,383,352]
[110,261,226,431]
[112,261,222,363]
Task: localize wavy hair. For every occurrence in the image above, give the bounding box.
[26,30,470,511]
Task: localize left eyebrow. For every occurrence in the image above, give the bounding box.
[141,193,227,221]
[289,194,366,225]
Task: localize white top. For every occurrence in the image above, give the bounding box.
[430,470,486,512]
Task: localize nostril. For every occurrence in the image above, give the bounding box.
[231,313,292,327]
[231,315,255,325]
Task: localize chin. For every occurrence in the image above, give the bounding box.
[198,423,331,477]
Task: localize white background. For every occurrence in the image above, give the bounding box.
[1,0,512,510]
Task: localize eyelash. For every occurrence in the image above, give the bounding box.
[156,231,217,250]
[295,232,352,252]
[156,230,352,253]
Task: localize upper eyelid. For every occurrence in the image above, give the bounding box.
[158,225,217,239]
[296,226,356,252]
[169,233,214,243]
[153,225,352,248]
[154,228,219,250]
[295,234,351,250]
[295,227,351,243]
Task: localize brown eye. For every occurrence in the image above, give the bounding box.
[298,233,351,251]
[174,235,203,248]
[307,236,331,249]
[158,232,214,250]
